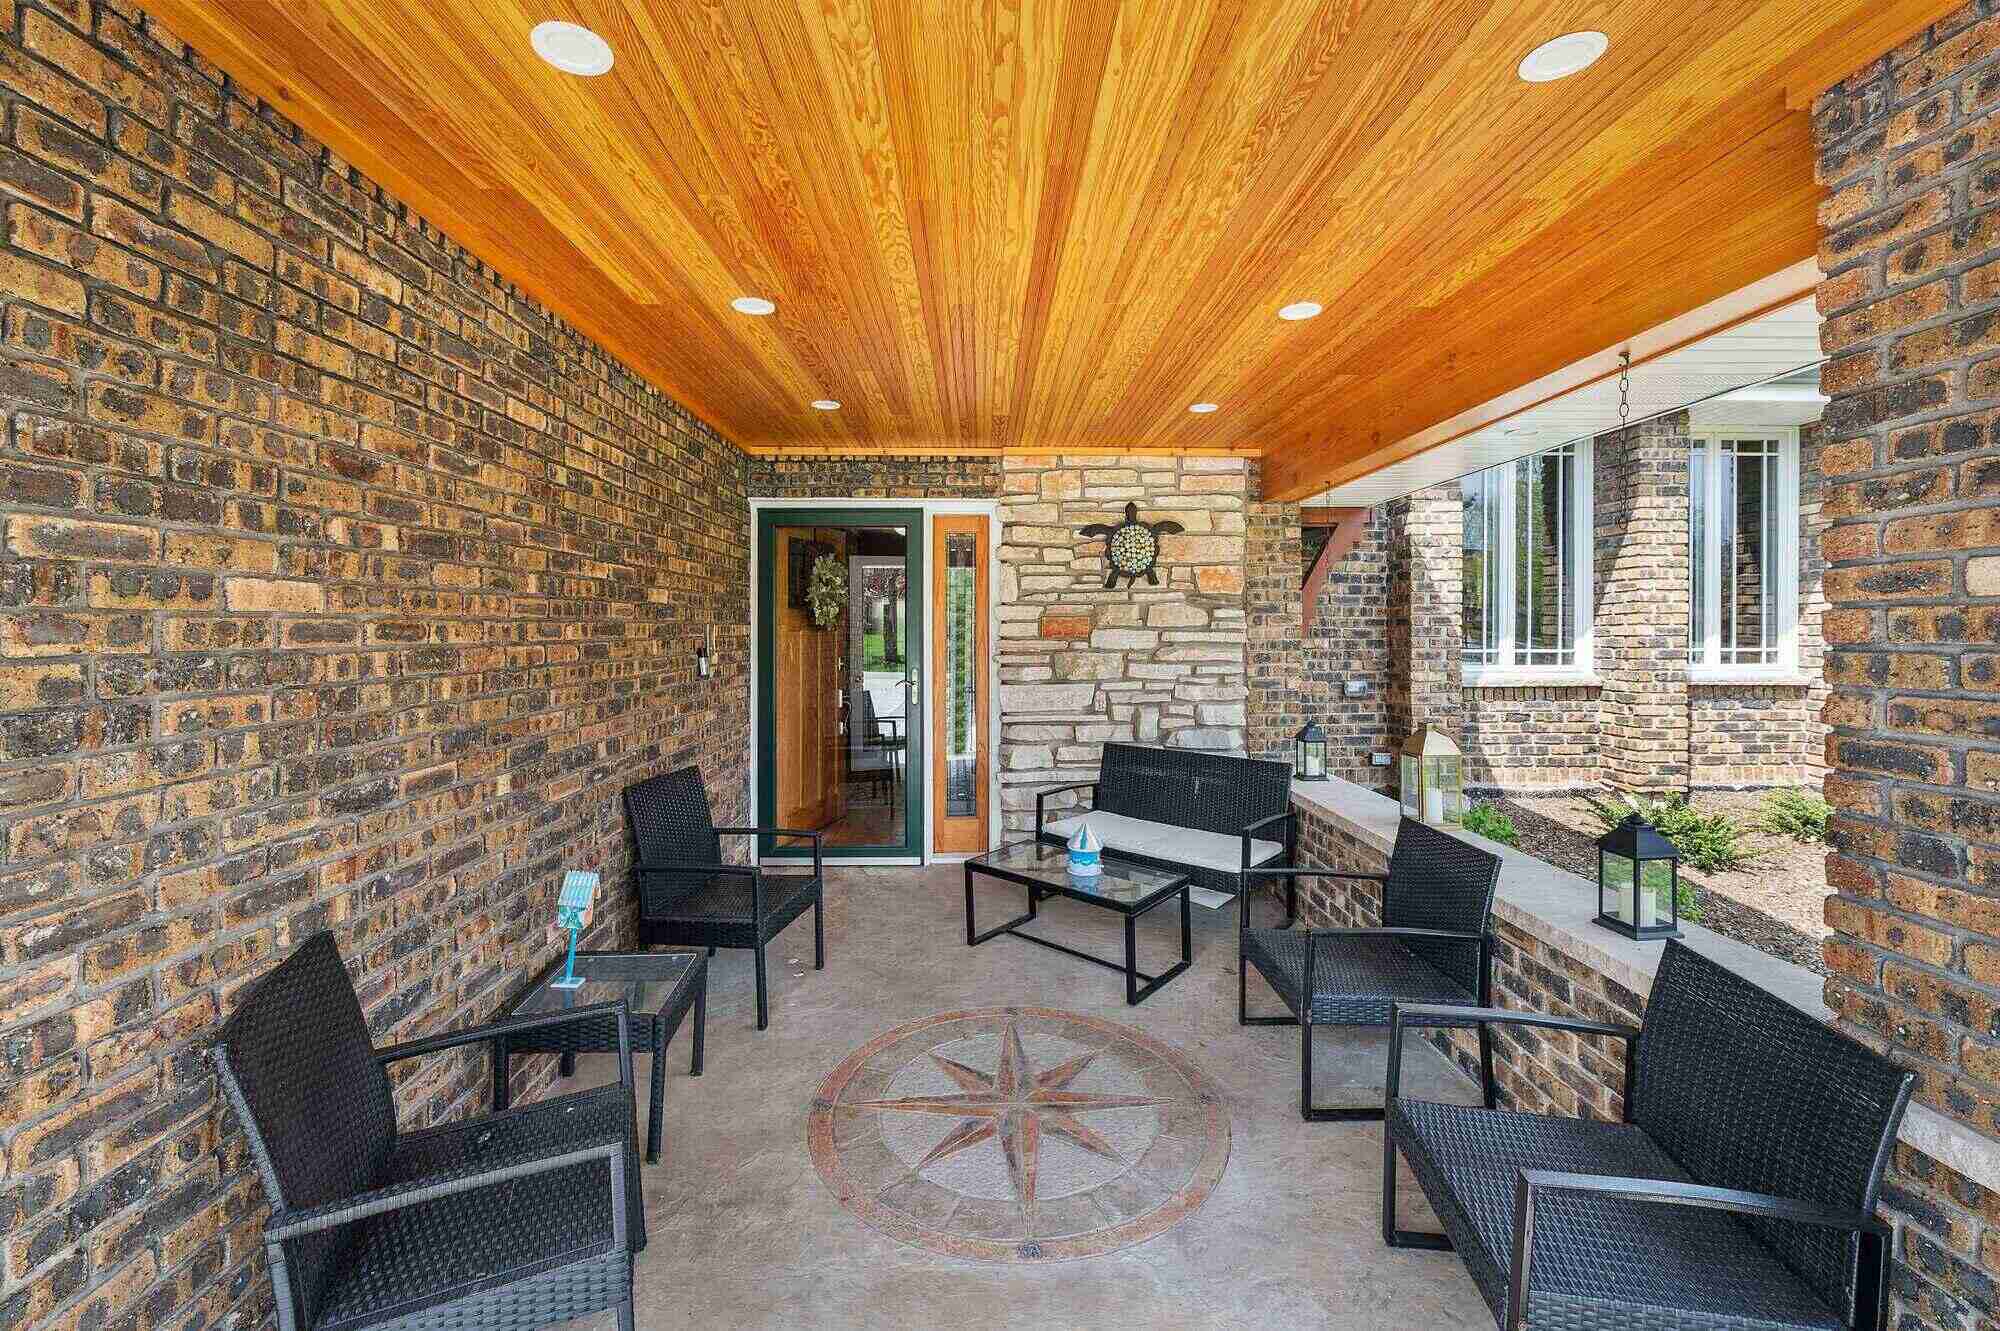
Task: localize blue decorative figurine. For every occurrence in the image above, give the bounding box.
[551,869,600,990]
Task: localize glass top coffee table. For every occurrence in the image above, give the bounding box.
[494,950,706,1164]
[963,841,1191,1005]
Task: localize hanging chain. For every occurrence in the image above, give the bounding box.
[1617,350,1632,426]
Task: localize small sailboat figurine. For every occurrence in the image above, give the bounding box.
[1067,821,1103,878]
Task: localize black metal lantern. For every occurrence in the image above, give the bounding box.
[1594,813,1682,940]
[1294,721,1329,781]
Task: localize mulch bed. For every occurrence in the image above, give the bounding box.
[1482,791,1829,977]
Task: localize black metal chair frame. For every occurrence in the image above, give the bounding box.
[213,933,643,1331]
[625,767,826,1031]
[1237,818,1501,1123]
[1382,939,1915,1331]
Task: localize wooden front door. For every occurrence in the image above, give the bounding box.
[773,527,845,832]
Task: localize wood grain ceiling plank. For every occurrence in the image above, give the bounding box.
[792,0,947,436]
[1094,0,1497,447]
[152,0,1967,482]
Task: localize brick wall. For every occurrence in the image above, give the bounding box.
[1462,684,1602,791]
[1383,487,1462,750]
[1450,415,1828,795]
[746,453,999,498]
[996,455,1249,835]
[1244,464,1301,761]
[1596,412,1694,791]
[0,6,750,1329]
[1815,6,2000,1324]
[1303,512,1393,789]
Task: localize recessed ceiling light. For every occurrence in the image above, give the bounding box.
[531,21,614,77]
[1277,301,1322,321]
[1517,31,1608,83]
[811,399,841,411]
[730,296,776,316]
[1188,402,1219,414]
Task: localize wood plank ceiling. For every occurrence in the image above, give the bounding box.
[149,0,1958,500]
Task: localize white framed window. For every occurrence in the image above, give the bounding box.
[1461,440,1594,685]
[1688,427,1800,680]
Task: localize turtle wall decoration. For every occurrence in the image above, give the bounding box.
[1079,502,1184,588]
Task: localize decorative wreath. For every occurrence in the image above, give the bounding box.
[807,554,847,628]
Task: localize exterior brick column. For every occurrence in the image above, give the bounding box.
[1244,464,1303,761]
[1384,485,1463,755]
[1594,411,1692,792]
[1817,10,2000,1327]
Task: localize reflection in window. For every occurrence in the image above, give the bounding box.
[1461,442,1590,675]
[1690,432,1796,672]
[943,534,978,819]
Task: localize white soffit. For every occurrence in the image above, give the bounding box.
[1312,294,1826,507]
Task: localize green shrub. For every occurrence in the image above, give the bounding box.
[1758,788,1830,844]
[1581,791,1758,878]
[1462,803,1518,847]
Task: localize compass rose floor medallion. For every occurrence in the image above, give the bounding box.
[807,1007,1231,1261]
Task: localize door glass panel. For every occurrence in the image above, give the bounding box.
[943,533,978,819]
[766,518,916,854]
[842,531,910,847]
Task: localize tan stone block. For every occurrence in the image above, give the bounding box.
[1040,612,1092,640]
[1194,567,1243,594]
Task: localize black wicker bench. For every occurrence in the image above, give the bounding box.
[1035,742,1293,906]
[1383,940,1914,1331]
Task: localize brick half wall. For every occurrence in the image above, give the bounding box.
[1292,797,1997,1326]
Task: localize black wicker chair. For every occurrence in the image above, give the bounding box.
[212,932,643,1331]
[1240,817,1501,1121]
[1384,940,1914,1331]
[624,765,824,1031]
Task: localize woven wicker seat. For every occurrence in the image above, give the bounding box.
[213,932,642,1331]
[1240,817,1501,1121]
[625,766,825,1030]
[1240,929,1474,1025]
[1385,941,1915,1331]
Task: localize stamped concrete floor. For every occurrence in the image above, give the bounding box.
[565,865,1494,1330]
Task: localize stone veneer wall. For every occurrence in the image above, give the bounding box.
[1812,8,2000,1323]
[1291,799,1995,1328]
[0,6,750,1328]
[997,455,1249,835]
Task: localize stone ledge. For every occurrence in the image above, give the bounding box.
[1288,775,2000,1194]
